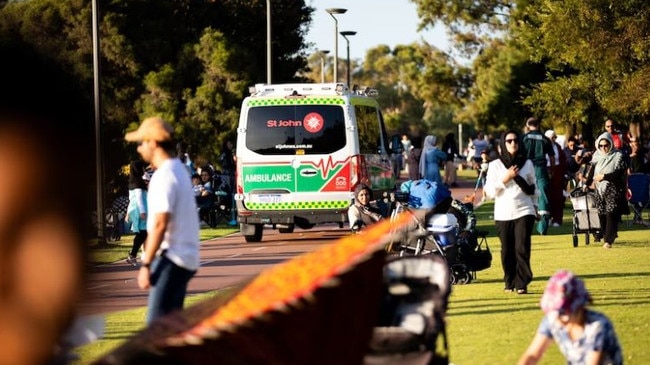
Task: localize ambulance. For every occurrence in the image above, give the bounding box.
[235,83,397,242]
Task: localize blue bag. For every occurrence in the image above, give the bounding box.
[407,179,451,209]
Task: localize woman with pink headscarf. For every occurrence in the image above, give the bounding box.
[518,270,622,365]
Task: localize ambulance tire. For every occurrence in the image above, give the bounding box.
[278,224,295,234]
[244,224,264,242]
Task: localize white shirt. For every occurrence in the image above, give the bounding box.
[483,158,539,221]
[147,158,201,271]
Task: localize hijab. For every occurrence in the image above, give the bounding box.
[354,184,373,205]
[499,130,535,195]
[498,130,527,169]
[419,135,438,177]
[592,132,623,175]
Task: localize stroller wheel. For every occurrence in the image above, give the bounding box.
[464,271,473,284]
[456,271,472,285]
[572,235,578,248]
[449,272,457,285]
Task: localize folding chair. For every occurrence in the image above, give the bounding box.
[627,173,650,226]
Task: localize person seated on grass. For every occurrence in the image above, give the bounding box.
[195,169,215,224]
[348,184,383,232]
[518,270,623,365]
[191,173,204,197]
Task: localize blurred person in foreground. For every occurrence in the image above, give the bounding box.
[125,116,201,324]
[518,270,622,365]
[0,41,93,364]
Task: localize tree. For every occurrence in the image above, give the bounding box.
[414,0,650,136]
[0,0,314,169]
[355,42,470,139]
[516,0,650,127]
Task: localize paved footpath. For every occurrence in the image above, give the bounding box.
[79,178,483,316]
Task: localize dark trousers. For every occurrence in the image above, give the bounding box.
[129,231,147,257]
[599,212,620,245]
[496,215,535,290]
[147,255,196,324]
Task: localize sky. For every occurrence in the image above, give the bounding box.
[304,0,451,61]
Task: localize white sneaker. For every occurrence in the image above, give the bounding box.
[551,222,560,227]
[603,242,612,249]
[125,255,138,266]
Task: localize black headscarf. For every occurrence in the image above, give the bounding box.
[354,184,373,202]
[128,159,148,190]
[498,130,527,169]
[498,130,535,195]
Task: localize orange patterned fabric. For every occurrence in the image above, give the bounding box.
[178,211,413,339]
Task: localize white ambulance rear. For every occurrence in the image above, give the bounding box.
[235,83,396,242]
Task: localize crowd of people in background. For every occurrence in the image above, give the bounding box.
[390,116,640,301]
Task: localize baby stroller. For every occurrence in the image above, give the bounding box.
[389,180,489,284]
[105,195,128,242]
[207,173,236,227]
[365,255,451,365]
[569,187,601,247]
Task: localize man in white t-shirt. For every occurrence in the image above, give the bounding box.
[125,116,200,324]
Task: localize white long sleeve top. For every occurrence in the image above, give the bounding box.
[483,158,539,221]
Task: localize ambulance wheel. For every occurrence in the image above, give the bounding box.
[278,224,295,234]
[572,235,578,247]
[244,224,263,242]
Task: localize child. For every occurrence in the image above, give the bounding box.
[518,270,623,365]
[191,173,204,197]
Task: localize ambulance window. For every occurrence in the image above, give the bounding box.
[355,105,383,154]
[246,105,346,155]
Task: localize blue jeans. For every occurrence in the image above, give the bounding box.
[147,254,196,324]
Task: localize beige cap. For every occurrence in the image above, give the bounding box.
[124,116,173,142]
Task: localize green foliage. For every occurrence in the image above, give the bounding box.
[0,0,313,176]
[415,0,650,135]
[356,42,468,137]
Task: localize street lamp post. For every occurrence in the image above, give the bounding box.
[92,0,106,245]
[325,8,347,83]
[318,50,330,83]
[266,0,271,84]
[340,31,356,87]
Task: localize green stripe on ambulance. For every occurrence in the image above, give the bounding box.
[242,164,343,192]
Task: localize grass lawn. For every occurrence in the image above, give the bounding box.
[449,201,650,364]
[75,181,650,364]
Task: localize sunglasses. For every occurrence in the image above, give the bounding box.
[605,125,613,128]
[505,139,518,144]
[598,143,610,148]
